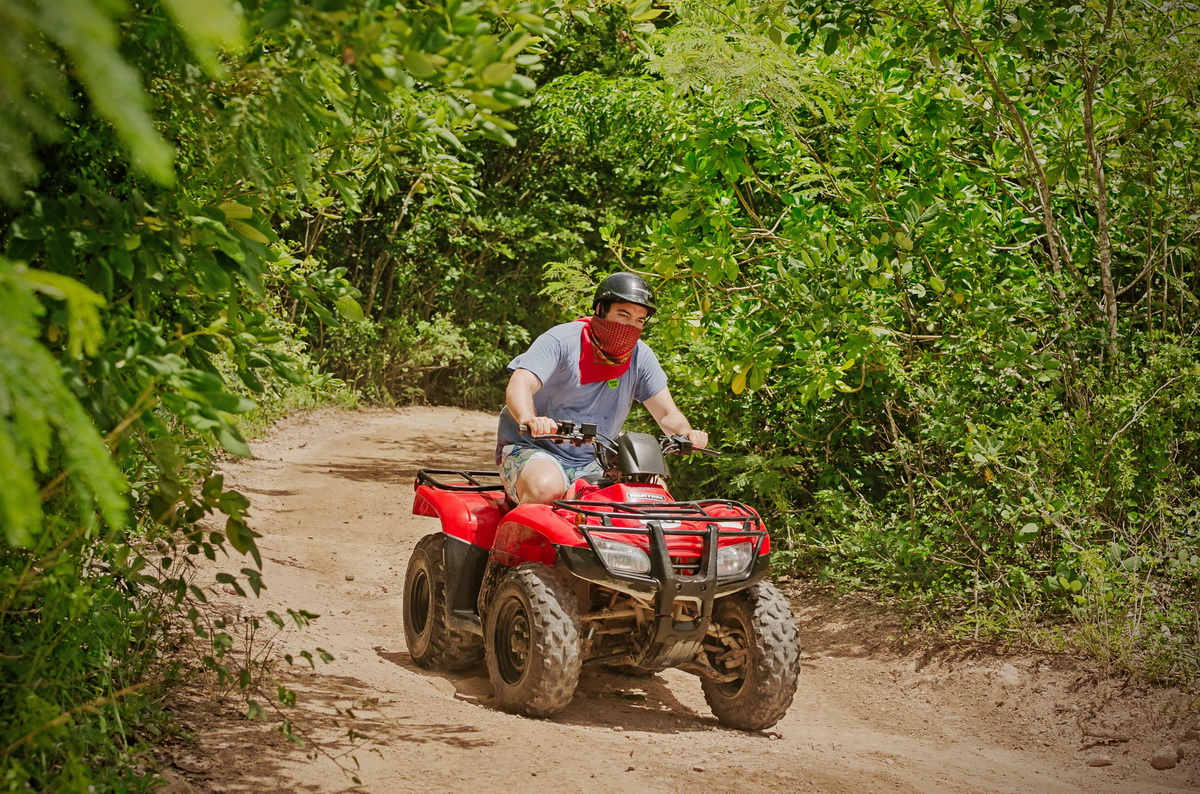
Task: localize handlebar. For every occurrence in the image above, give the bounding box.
[518,421,719,457]
[517,420,596,446]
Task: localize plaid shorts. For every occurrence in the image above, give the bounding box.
[497,445,603,501]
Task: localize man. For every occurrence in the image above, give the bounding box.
[496,272,709,504]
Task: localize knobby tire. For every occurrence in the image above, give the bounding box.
[403,533,484,671]
[702,581,801,731]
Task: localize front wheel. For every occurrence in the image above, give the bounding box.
[701,582,800,731]
[403,533,484,671]
[484,564,581,718]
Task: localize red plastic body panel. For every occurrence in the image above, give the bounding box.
[412,484,506,548]
[497,503,582,548]
[491,517,561,567]
[411,476,769,563]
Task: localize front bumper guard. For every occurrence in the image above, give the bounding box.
[553,499,770,667]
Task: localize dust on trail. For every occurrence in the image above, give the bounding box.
[162,407,1200,794]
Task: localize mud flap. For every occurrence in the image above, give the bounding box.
[443,535,488,635]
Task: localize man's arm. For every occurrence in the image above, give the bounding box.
[643,387,708,449]
[506,368,557,435]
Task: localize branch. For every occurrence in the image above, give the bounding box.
[1098,376,1182,470]
[941,0,1064,283]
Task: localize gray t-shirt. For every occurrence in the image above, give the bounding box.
[496,320,669,466]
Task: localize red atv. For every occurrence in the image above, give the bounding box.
[403,421,800,730]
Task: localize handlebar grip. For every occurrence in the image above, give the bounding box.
[519,421,568,444]
[666,434,721,457]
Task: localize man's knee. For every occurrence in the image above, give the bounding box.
[516,463,567,505]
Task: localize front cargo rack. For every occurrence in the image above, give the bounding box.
[416,469,504,492]
[554,498,769,568]
[553,498,765,536]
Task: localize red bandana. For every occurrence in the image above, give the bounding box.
[578,316,642,385]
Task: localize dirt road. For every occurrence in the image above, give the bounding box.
[164,407,1200,793]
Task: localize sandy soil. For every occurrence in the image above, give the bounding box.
[160,406,1200,794]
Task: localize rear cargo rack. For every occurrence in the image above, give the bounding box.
[416,469,504,492]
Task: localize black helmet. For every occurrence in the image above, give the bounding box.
[593,272,657,317]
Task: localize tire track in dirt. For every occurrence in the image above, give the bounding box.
[162,407,1199,794]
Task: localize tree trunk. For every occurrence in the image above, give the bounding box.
[364,176,425,317]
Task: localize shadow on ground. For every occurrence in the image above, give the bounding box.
[374,644,757,738]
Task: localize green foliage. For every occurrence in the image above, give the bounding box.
[0,0,243,199]
[307,60,676,406]
[0,258,126,547]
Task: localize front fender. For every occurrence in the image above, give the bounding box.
[490,504,581,567]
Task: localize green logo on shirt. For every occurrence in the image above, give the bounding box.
[607,378,620,389]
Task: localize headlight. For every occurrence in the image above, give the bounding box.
[593,537,651,575]
[717,542,754,576]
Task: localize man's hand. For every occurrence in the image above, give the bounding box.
[520,416,559,436]
[682,429,709,449]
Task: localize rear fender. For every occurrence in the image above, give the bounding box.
[412,484,505,548]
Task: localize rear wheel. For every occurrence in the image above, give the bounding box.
[701,582,800,731]
[485,564,581,718]
[403,533,484,671]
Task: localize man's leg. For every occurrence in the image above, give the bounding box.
[514,457,570,505]
[499,447,570,505]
